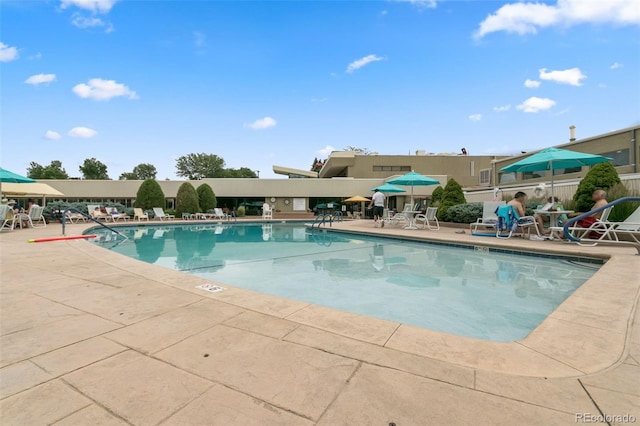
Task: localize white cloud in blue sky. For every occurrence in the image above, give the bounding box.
[346,54,384,74]
[45,131,62,140]
[395,0,437,9]
[25,73,56,86]
[610,62,623,70]
[517,97,556,113]
[493,105,511,112]
[247,117,277,130]
[0,42,18,62]
[60,0,117,14]
[468,114,482,122]
[524,79,541,88]
[539,67,586,86]
[475,0,639,39]
[68,127,97,138]
[72,78,138,100]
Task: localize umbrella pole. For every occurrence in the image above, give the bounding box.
[550,161,555,201]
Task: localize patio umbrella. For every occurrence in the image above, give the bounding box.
[371,183,406,209]
[500,147,611,200]
[387,171,440,204]
[344,195,370,203]
[0,167,35,198]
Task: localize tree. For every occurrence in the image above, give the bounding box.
[175,182,200,216]
[26,160,69,179]
[437,178,466,221]
[119,163,157,180]
[135,179,166,209]
[430,186,444,205]
[175,153,225,180]
[573,162,621,212]
[311,157,323,172]
[79,157,109,180]
[197,184,217,211]
[222,167,257,178]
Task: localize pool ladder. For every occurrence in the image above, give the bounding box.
[311,211,343,229]
[61,208,128,240]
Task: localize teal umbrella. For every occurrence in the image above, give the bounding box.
[371,183,405,208]
[387,171,440,204]
[0,168,35,183]
[500,148,611,199]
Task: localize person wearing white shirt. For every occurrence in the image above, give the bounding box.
[369,189,386,227]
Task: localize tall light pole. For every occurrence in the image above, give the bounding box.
[255,170,260,178]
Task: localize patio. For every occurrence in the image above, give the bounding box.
[1,220,638,425]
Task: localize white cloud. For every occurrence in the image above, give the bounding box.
[610,62,623,69]
[539,67,586,86]
[474,0,640,39]
[44,130,62,140]
[68,126,97,138]
[60,0,117,14]
[72,14,104,28]
[395,0,437,9]
[516,96,556,113]
[248,117,277,130]
[346,54,384,74]
[25,73,56,86]
[468,114,482,122]
[28,52,42,60]
[493,104,511,112]
[317,145,336,157]
[0,42,18,62]
[524,79,541,88]
[72,78,138,100]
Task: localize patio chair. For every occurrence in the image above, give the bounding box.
[153,207,175,221]
[262,203,273,220]
[213,208,228,220]
[65,210,87,223]
[550,207,614,241]
[495,205,540,239]
[470,201,505,234]
[26,206,46,228]
[384,204,413,226]
[133,208,149,221]
[0,205,16,231]
[415,207,440,230]
[608,206,640,243]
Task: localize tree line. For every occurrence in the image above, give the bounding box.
[26,153,256,180]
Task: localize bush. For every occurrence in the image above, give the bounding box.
[607,182,640,222]
[573,162,620,212]
[430,186,444,205]
[135,179,166,210]
[196,184,217,211]
[437,179,466,221]
[175,182,200,216]
[445,202,483,223]
[236,206,246,217]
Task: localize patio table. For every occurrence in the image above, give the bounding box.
[535,209,574,238]
[403,211,423,230]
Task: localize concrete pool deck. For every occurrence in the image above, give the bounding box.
[1,219,638,425]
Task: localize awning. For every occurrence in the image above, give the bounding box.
[1,182,64,197]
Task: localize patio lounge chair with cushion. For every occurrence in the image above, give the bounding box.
[153,208,175,221]
[415,207,440,230]
[495,205,540,239]
[470,201,505,234]
[134,208,149,221]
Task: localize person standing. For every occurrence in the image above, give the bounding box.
[369,189,386,228]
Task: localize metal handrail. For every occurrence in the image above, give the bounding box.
[563,197,640,255]
[62,208,128,240]
[311,213,334,229]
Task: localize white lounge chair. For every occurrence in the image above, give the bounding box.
[65,210,87,223]
[26,206,46,228]
[134,208,149,221]
[262,203,273,220]
[153,207,175,221]
[608,206,640,243]
[384,203,413,226]
[0,205,16,231]
[213,208,228,220]
[415,207,440,230]
[550,207,614,241]
[470,201,505,234]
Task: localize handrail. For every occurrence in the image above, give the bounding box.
[562,197,640,255]
[62,208,128,240]
[311,213,334,229]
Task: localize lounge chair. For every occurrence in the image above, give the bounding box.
[470,201,505,234]
[550,207,614,241]
[65,210,87,223]
[495,205,540,239]
[608,206,640,243]
[0,205,16,231]
[213,208,228,220]
[384,204,413,226]
[415,207,440,230]
[26,206,46,228]
[153,207,175,221]
[262,203,273,220]
[133,208,149,221]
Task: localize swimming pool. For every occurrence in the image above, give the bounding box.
[89,223,601,342]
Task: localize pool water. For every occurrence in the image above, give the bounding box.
[90,223,600,342]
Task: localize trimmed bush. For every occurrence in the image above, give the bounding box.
[196,184,217,211]
[175,182,200,216]
[573,162,620,212]
[445,202,483,223]
[236,206,246,217]
[430,186,444,205]
[437,178,466,221]
[135,179,166,210]
[607,182,640,222]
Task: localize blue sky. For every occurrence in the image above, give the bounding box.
[1,0,638,179]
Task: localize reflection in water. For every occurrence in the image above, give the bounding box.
[371,244,385,272]
[135,230,165,263]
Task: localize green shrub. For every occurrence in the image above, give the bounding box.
[607,183,640,222]
[573,162,620,212]
[437,179,466,221]
[175,182,200,216]
[196,184,217,211]
[135,179,166,209]
[445,202,482,223]
[430,186,444,205]
[236,206,246,217]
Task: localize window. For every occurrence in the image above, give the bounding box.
[479,169,491,186]
[499,172,516,184]
[372,165,411,172]
[522,171,546,179]
[553,167,582,175]
[600,149,630,167]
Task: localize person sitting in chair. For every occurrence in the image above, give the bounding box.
[507,192,543,235]
[563,190,608,232]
